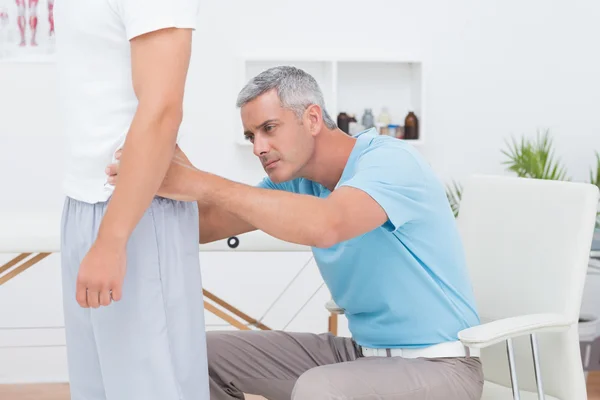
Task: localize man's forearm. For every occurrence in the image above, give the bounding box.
[197,202,257,244]
[97,105,181,245]
[198,173,339,248]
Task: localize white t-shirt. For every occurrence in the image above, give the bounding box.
[54,0,199,204]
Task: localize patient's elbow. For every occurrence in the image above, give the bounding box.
[140,98,183,131]
[158,103,183,129]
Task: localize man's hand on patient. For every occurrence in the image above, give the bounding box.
[107,145,200,202]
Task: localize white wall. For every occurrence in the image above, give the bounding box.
[1,0,600,383]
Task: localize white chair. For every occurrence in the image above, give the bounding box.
[457,174,598,399]
[327,174,599,400]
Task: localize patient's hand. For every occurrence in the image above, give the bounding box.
[106,145,199,201]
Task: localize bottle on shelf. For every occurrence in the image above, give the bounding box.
[347,114,358,135]
[404,111,419,140]
[361,108,375,130]
[388,124,402,138]
[377,107,391,125]
[337,112,351,134]
[376,107,391,135]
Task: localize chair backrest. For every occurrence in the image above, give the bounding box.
[456,174,599,399]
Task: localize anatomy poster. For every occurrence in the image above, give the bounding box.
[0,0,55,62]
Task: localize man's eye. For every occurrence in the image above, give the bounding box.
[244,135,254,143]
[265,125,275,132]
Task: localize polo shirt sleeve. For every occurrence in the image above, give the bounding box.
[338,145,427,231]
[115,0,200,41]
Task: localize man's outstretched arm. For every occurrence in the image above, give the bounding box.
[186,172,389,248]
[198,205,258,243]
[207,179,388,248]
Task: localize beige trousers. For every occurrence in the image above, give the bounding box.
[207,330,484,400]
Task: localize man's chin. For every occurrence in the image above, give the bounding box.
[268,174,283,184]
[266,170,289,184]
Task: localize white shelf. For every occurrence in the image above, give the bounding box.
[233,56,424,147]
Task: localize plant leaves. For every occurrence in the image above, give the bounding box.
[446,180,463,217]
[500,129,568,180]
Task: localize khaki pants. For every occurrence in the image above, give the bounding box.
[207,330,484,400]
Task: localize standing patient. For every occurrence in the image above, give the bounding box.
[54,0,209,399]
[108,66,484,400]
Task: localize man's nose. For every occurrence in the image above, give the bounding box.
[253,135,270,157]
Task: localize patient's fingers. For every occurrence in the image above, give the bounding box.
[115,150,122,160]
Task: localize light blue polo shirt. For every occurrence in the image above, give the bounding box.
[257,129,480,348]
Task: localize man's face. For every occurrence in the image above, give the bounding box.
[241,89,316,183]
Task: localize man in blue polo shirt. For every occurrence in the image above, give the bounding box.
[106,66,483,399]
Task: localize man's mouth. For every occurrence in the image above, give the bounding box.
[264,160,279,169]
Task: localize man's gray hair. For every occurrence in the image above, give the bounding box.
[236,66,337,129]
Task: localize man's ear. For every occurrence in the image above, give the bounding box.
[305,104,323,136]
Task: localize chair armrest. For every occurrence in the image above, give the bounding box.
[325,299,344,314]
[458,313,572,349]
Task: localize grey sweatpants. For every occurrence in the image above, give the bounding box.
[208,330,484,400]
[60,196,209,400]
